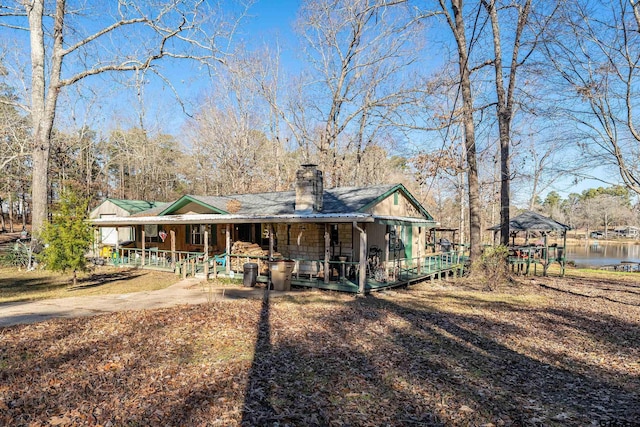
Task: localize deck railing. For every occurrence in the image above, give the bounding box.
[109,247,204,271]
[106,248,466,283]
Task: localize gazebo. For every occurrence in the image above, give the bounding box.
[488,210,571,276]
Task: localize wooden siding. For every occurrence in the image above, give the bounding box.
[89,200,133,219]
[365,190,422,218]
[173,202,220,215]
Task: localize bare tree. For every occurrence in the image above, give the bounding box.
[185,56,290,195]
[429,0,483,261]
[544,0,640,196]
[105,128,184,201]
[0,0,243,235]
[482,0,533,245]
[290,0,420,187]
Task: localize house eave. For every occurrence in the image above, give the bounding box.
[90,212,439,227]
[372,215,438,227]
[91,213,376,226]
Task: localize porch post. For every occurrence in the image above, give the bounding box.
[115,227,120,262]
[561,231,567,277]
[324,224,330,284]
[141,228,146,266]
[225,224,231,275]
[204,229,209,279]
[269,224,274,259]
[384,230,390,281]
[170,230,176,269]
[417,227,422,274]
[543,232,549,277]
[355,222,367,294]
[269,224,274,289]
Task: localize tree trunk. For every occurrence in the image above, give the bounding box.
[8,193,14,233]
[485,0,512,247]
[450,0,482,262]
[27,0,65,236]
[483,0,531,246]
[0,196,5,232]
[20,193,27,229]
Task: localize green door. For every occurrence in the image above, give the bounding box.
[404,226,412,259]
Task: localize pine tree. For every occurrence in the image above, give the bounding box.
[40,189,93,287]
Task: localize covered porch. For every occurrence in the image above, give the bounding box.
[94,216,463,294]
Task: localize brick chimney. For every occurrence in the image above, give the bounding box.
[295,164,323,213]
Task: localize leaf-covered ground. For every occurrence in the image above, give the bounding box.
[1,274,639,426]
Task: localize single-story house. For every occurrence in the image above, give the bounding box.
[91,164,461,293]
[613,226,640,239]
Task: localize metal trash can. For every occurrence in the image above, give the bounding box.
[243,263,258,287]
[270,260,295,291]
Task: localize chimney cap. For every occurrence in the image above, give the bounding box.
[300,163,318,168]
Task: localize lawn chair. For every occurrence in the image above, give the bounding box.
[212,253,227,267]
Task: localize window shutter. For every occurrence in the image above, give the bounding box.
[185,225,190,244]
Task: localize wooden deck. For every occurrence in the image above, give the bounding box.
[102,248,466,294]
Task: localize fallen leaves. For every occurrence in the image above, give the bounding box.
[1,274,639,426]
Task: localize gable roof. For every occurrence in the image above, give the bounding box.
[93,184,437,227]
[152,184,432,219]
[488,210,571,232]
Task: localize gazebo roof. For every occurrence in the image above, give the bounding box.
[488,210,571,233]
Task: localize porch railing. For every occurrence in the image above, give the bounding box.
[108,248,466,283]
[110,247,204,271]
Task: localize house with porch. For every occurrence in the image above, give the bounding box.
[91,165,463,293]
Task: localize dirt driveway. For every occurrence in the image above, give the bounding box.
[0,278,291,327]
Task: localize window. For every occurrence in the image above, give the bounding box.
[144,224,159,243]
[190,225,205,245]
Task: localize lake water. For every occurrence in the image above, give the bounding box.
[566,242,640,268]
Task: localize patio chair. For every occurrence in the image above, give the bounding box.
[212,253,227,267]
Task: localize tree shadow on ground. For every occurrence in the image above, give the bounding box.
[0,269,145,300]
[238,288,446,426]
[69,269,144,290]
[2,283,639,426]
[367,291,640,424]
[236,287,639,425]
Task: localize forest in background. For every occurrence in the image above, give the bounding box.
[2,0,640,251]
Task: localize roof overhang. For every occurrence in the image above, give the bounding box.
[372,215,439,227]
[90,213,438,227]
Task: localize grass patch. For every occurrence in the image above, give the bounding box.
[0,266,179,303]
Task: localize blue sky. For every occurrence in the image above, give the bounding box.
[248,0,300,36]
[0,0,627,203]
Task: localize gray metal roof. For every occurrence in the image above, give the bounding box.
[93,184,436,227]
[160,184,399,216]
[488,210,571,232]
